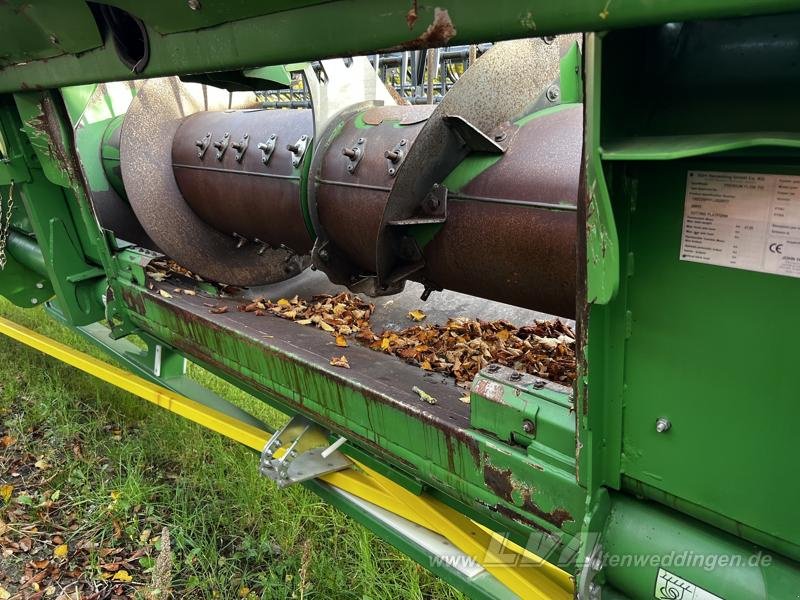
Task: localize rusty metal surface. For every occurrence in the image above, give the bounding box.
[412,106,583,318]
[375,38,570,285]
[120,77,307,286]
[421,203,576,318]
[313,105,432,277]
[313,104,579,317]
[172,108,314,254]
[459,105,583,206]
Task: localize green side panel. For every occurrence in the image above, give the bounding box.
[617,159,800,556]
[592,14,800,562]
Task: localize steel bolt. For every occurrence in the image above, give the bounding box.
[543,35,556,45]
[287,143,300,154]
[188,0,201,9]
[655,417,671,433]
[399,139,407,146]
[385,150,401,162]
[487,364,500,373]
[35,282,44,289]
[318,248,330,262]
[388,167,396,176]
[30,298,38,305]
[510,371,522,381]
[532,379,545,389]
[494,131,507,142]
[342,147,358,159]
[522,419,535,434]
[546,84,560,102]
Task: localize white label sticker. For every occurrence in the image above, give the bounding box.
[680,170,800,277]
[654,568,724,600]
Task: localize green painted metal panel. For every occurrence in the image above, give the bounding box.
[2,1,800,93]
[616,159,800,555]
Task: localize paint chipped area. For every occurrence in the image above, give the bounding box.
[474,379,506,404]
[393,7,457,51]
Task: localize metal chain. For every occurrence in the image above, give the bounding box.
[0,180,15,270]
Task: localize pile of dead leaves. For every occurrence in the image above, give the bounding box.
[232,292,576,386]
[368,317,576,387]
[240,292,375,346]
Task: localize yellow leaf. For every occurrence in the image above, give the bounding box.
[380,338,390,351]
[53,544,69,559]
[497,329,511,342]
[158,289,173,298]
[0,484,12,503]
[238,587,251,598]
[0,586,10,599]
[113,570,133,582]
[319,321,335,333]
[277,298,291,307]
[420,360,432,371]
[408,309,427,322]
[295,319,313,325]
[335,335,348,348]
[459,395,471,404]
[34,458,50,470]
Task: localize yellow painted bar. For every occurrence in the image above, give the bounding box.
[0,315,574,599]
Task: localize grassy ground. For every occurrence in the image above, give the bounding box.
[0,298,464,600]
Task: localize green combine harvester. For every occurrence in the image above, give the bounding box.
[0,1,798,598]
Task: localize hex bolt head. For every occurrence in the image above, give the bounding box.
[510,371,522,381]
[522,419,535,434]
[546,84,561,102]
[655,417,671,433]
[487,364,500,373]
[318,248,330,262]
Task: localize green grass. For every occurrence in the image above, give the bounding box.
[0,298,464,600]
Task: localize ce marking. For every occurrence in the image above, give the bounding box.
[769,242,784,254]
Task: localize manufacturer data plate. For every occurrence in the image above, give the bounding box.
[680,170,800,277]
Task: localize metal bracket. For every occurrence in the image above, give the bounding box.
[259,415,352,487]
[257,133,277,165]
[213,131,230,160]
[287,134,310,168]
[231,133,249,162]
[388,183,448,226]
[343,137,365,174]
[385,139,407,177]
[194,132,212,159]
